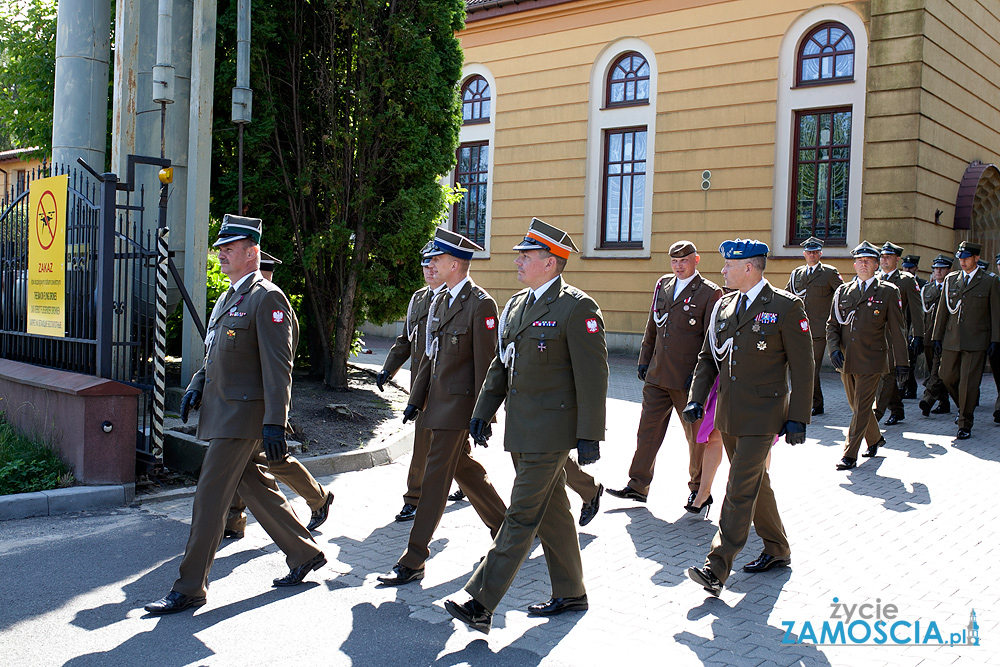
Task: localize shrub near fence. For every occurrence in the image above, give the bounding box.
[0,414,73,495]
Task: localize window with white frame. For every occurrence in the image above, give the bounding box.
[450,68,496,254]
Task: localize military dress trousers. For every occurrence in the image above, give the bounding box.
[786,263,843,410]
[466,276,609,611]
[875,270,922,419]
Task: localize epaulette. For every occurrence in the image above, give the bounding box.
[772,287,798,301]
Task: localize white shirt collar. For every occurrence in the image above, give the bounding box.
[531,275,560,302]
[964,267,979,281]
[882,268,897,280]
[447,276,471,305]
[673,271,698,299]
[229,271,256,292]
[742,278,768,307]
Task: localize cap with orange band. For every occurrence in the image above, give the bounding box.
[512,217,579,259]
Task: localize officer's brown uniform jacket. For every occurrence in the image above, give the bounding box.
[473,276,608,452]
[932,269,1000,351]
[826,278,907,375]
[689,282,813,436]
[638,272,722,390]
[921,281,944,339]
[880,269,923,338]
[383,285,434,388]
[409,280,499,431]
[785,263,843,340]
[188,271,298,440]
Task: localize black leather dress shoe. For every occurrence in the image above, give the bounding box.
[395,503,417,522]
[684,494,713,515]
[307,491,334,531]
[884,414,903,426]
[836,457,857,471]
[957,428,971,440]
[579,485,603,527]
[273,552,326,587]
[144,591,207,615]
[862,437,885,458]
[742,552,791,573]
[376,563,425,586]
[901,389,917,400]
[687,566,722,596]
[994,410,1000,424]
[223,529,244,540]
[811,406,824,416]
[931,404,950,414]
[607,486,647,503]
[527,594,589,616]
[919,400,932,417]
[445,598,492,634]
[448,489,466,502]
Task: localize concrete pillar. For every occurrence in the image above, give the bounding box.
[181,0,217,383]
[52,0,112,170]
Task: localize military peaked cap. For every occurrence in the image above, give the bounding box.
[214,214,262,247]
[512,218,579,259]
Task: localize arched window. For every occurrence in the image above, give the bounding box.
[606,52,650,107]
[797,22,855,86]
[461,75,491,124]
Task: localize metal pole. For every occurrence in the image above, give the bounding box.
[95,171,118,378]
[152,186,169,457]
[232,0,253,212]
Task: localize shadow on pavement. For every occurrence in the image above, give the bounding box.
[675,568,831,665]
[838,457,931,512]
[609,506,718,589]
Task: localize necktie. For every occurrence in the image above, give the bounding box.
[526,292,536,307]
[736,294,748,323]
[965,274,971,287]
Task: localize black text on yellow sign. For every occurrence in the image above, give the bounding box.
[28,174,68,337]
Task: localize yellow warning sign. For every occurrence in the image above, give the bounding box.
[27,174,67,337]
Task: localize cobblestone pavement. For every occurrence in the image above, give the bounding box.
[0,337,997,666]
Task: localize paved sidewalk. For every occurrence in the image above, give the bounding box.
[0,338,997,666]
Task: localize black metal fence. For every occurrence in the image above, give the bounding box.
[0,161,160,465]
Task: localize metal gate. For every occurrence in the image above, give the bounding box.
[0,158,167,467]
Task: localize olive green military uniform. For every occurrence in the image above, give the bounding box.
[786,263,843,412]
[625,272,722,497]
[174,272,321,599]
[397,280,507,571]
[688,282,813,584]
[382,284,438,507]
[919,280,949,411]
[932,268,1000,431]
[827,278,908,459]
[874,269,922,420]
[465,277,608,611]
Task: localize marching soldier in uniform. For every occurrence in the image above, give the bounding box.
[375,242,450,522]
[827,241,908,471]
[145,216,325,615]
[786,236,843,416]
[874,242,923,425]
[607,240,722,507]
[224,251,334,539]
[931,241,1000,440]
[900,255,926,398]
[918,254,953,416]
[682,239,812,597]
[445,218,608,633]
[376,228,507,586]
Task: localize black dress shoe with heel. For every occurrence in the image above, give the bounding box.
[307,491,335,531]
[684,495,713,514]
[743,552,791,573]
[144,591,207,615]
[836,457,856,471]
[956,428,971,440]
[607,486,647,503]
[395,503,417,522]
[862,437,885,458]
[527,594,589,616]
[686,566,723,596]
[376,563,425,586]
[273,552,326,587]
[445,598,492,634]
[579,484,603,527]
[884,413,903,426]
[448,489,466,502]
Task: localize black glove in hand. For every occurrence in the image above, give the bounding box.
[780,420,806,445]
[933,340,943,356]
[895,365,909,385]
[375,369,390,392]
[637,365,648,382]
[469,418,490,446]
[830,350,845,372]
[576,439,600,465]
[180,389,201,423]
[909,336,924,357]
[402,404,420,424]
[681,401,704,423]
[262,424,288,462]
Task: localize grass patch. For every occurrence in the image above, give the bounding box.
[0,415,74,495]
